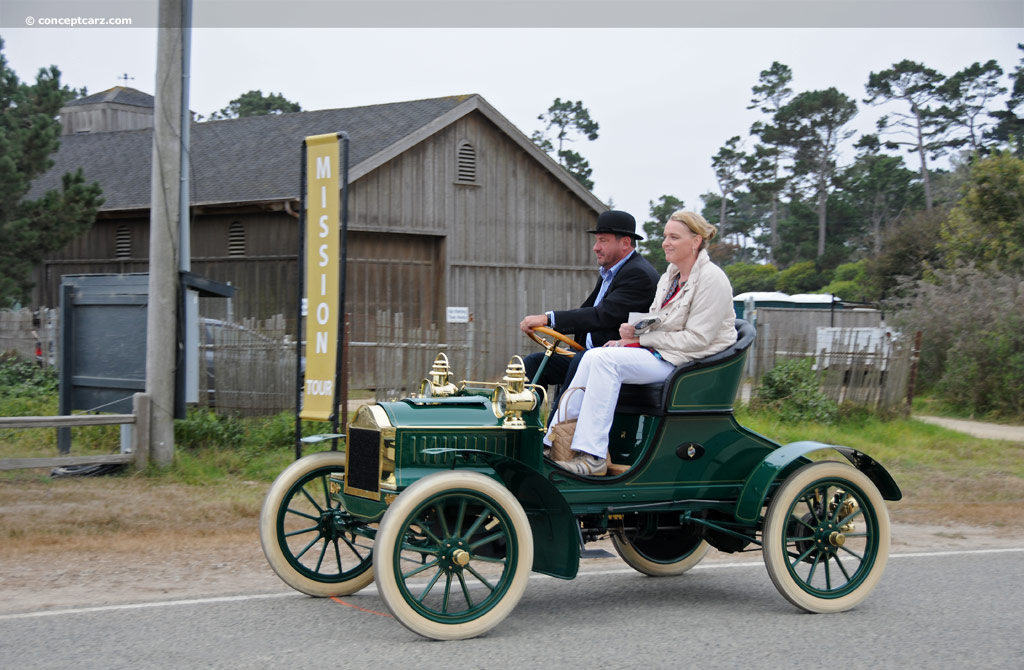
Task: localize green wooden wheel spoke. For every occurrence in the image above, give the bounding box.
[403,559,440,579]
[420,523,445,547]
[806,551,822,582]
[463,509,491,540]
[833,554,853,581]
[836,507,864,528]
[824,554,833,590]
[786,532,815,543]
[435,503,451,538]
[791,543,817,564]
[401,540,440,556]
[457,572,474,609]
[285,507,320,522]
[294,533,323,560]
[844,532,868,539]
[284,524,321,538]
[416,566,445,604]
[442,573,454,613]
[802,496,821,523]
[332,538,343,574]
[465,564,496,591]
[469,530,505,550]
[454,499,468,536]
[838,544,865,561]
[300,487,325,514]
[319,476,333,508]
[314,537,329,572]
[469,555,507,565]
[339,533,364,561]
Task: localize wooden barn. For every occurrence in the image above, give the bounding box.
[29,87,607,386]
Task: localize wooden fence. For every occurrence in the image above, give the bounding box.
[202,312,479,414]
[0,393,150,471]
[746,308,919,412]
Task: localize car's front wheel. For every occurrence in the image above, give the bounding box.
[373,471,534,640]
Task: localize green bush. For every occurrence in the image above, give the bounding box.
[0,354,57,397]
[174,409,246,451]
[938,313,1024,417]
[775,261,831,294]
[724,262,779,294]
[750,358,839,424]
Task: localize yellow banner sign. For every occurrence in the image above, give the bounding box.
[301,134,341,421]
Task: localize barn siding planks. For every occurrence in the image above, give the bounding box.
[36,108,603,387]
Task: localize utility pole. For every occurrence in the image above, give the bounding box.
[146,0,187,466]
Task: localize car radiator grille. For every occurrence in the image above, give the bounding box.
[346,427,381,496]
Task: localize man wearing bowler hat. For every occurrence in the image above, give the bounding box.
[519,209,660,414]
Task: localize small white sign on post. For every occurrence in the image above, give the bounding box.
[446,307,470,323]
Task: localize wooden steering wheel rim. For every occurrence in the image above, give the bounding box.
[527,326,585,357]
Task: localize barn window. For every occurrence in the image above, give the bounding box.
[115,225,131,258]
[228,221,246,256]
[455,140,478,184]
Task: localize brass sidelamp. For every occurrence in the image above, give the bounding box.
[419,353,459,398]
[491,355,538,429]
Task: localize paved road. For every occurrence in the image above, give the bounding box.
[914,415,1024,441]
[2,547,1022,669]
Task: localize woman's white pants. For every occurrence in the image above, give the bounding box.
[546,347,675,459]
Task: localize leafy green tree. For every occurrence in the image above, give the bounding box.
[0,38,103,307]
[711,136,746,239]
[864,60,959,211]
[724,262,778,294]
[531,98,600,190]
[639,195,684,273]
[747,61,795,263]
[819,259,875,302]
[940,151,1024,272]
[774,88,858,258]
[775,260,830,294]
[940,60,1006,155]
[867,206,946,299]
[209,90,302,120]
[988,44,1024,156]
[838,135,922,256]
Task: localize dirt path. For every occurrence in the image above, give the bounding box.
[914,415,1024,442]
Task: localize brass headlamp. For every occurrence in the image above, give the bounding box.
[419,353,459,398]
[491,355,538,429]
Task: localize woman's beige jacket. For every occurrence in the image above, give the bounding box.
[636,249,736,366]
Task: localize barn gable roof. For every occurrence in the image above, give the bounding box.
[31,94,605,214]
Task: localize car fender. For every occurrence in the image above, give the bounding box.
[734,441,903,524]
[422,449,579,579]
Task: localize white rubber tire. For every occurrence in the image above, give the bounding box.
[612,532,711,577]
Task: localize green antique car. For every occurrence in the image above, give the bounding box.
[259,320,901,640]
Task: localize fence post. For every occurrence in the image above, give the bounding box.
[132,392,151,470]
[905,330,924,410]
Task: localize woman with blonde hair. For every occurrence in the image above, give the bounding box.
[548,210,737,476]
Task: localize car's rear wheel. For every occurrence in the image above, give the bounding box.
[763,461,890,613]
[374,471,533,640]
[611,513,710,576]
[260,451,376,597]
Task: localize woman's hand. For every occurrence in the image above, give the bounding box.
[603,337,640,347]
[619,323,636,340]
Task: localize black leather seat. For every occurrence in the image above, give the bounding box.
[615,319,756,415]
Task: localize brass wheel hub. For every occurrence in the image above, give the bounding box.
[440,541,472,572]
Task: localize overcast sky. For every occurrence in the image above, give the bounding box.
[3,22,1021,230]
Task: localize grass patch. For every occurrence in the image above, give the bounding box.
[736,404,1024,520]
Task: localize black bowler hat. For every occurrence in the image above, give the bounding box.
[587,210,642,240]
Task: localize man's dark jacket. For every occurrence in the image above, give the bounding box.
[552,251,661,348]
